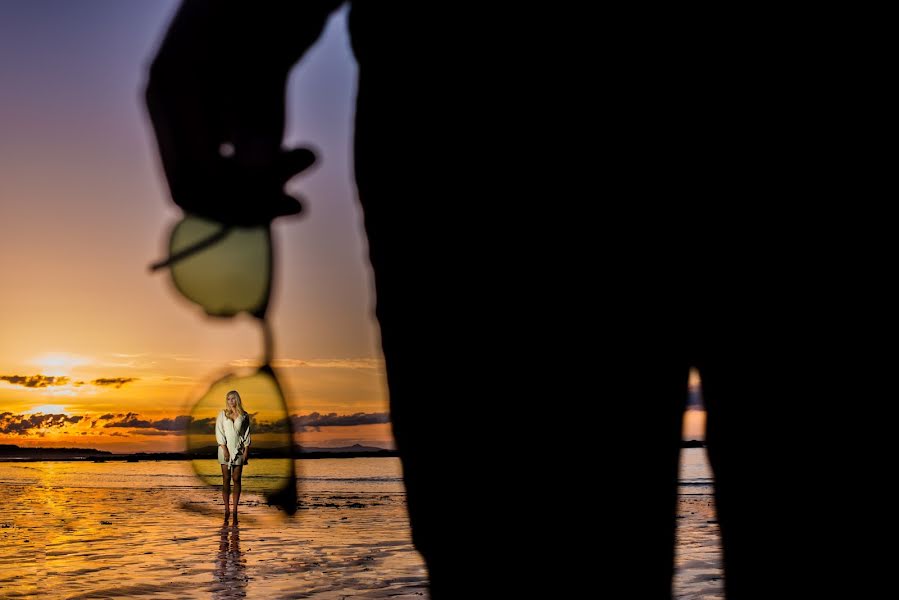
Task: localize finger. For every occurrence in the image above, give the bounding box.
[272,192,303,218]
[277,147,316,183]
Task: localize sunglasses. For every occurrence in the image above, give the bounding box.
[151,213,298,515]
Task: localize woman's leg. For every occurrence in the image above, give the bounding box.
[231,465,242,516]
[221,464,231,515]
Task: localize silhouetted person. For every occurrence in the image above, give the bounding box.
[145,3,881,599]
[145,3,545,598]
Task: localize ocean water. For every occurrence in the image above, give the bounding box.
[0,458,428,599]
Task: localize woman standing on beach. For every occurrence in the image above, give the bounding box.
[215,390,252,520]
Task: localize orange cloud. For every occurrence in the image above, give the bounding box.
[91,377,137,388]
[1,374,70,388]
[0,411,84,434]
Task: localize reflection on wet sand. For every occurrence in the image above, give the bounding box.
[213,520,248,599]
[0,459,429,598]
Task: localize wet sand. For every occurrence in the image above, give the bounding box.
[674,448,724,599]
[674,494,724,600]
[0,459,428,599]
[1,453,725,598]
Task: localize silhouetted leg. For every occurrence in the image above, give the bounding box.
[644,362,690,598]
[611,351,690,599]
[698,352,770,600]
[350,24,596,594]
[697,311,831,599]
[351,62,481,597]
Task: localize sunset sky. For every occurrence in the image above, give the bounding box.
[0,2,709,454]
[684,368,705,441]
[0,1,396,453]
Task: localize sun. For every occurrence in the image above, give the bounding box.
[30,353,89,376]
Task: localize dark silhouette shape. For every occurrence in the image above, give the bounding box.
[145,3,538,598]
[145,3,881,599]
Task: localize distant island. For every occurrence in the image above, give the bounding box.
[0,443,397,462]
[1,441,703,462]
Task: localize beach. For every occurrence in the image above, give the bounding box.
[0,458,427,599]
[1,450,723,598]
[674,448,724,600]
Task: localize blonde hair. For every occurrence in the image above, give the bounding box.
[225,390,247,419]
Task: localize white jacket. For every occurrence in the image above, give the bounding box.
[215,410,251,465]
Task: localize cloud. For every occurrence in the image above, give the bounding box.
[93,353,163,370]
[145,415,193,431]
[228,358,385,370]
[247,418,290,434]
[0,374,70,388]
[104,413,199,436]
[103,412,151,428]
[0,412,85,435]
[171,354,210,363]
[227,358,264,369]
[0,375,139,390]
[187,417,216,435]
[276,358,384,370]
[291,411,390,432]
[212,412,390,434]
[1,409,391,438]
[91,377,137,389]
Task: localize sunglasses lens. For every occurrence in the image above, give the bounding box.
[187,369,297,514]
[168,216,271,317]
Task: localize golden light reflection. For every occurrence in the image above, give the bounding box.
[214,522,248,597]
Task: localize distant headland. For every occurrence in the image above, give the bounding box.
[0,443,398,462]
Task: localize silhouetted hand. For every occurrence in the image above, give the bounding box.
[145,0,323,226]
